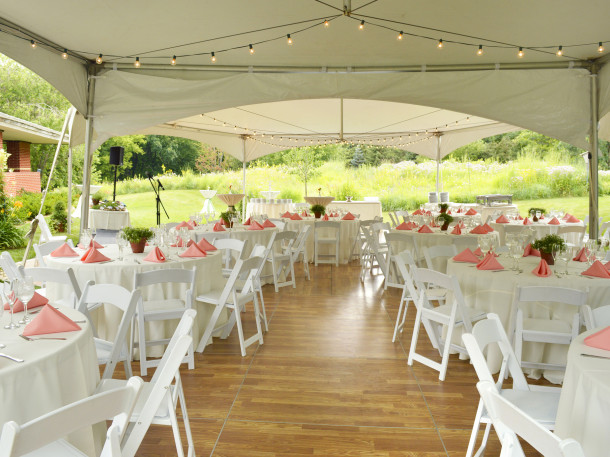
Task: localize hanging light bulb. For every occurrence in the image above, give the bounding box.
[359,20,365,30]
[62,48,68,59]
[287,34,293,45]
[170,55,176,65]
[96,54,103,64]
[134,57,141,68]
[477,45,483,55]
[556,46,563,57]
[30,40,36,48]
[599,42,605,53]
[249,44,254,54]
[397,31,403,41]
[324,19,329,27]
[437,38,443,48]
[211,52,216,63]
[518,47,524,58]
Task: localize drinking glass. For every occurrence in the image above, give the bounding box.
[585,239,596,266]
[478,235,490,255]
[536,211,542,220]
[81,228,92,249]
[3,280,19,329]
[17,276,34,324]
[509,244,522,272]
[556,246,572,276]
[117,230,130,261]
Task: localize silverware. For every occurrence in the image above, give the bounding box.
[0,352,24,363]
[580,353,610,360]
[19,334,66,342]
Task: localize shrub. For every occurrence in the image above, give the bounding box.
[0,218,25,250]
[50,201,68,232]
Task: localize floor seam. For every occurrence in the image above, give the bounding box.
[224,418,440,430]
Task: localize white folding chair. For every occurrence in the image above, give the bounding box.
[35,213,67,243]
[195,256,265,355]
[396,210,410,222]
[289,225,312,280]
[423,245,458,274]
[99,320,196,457]
[557,226,586,248]
[238,243,271,332]
[600,221,610,239]
[268,218,286,230]
[583,304,610,330]
[476,380,585,457]
[78,281,140,380]
[33,240,75,267]
[214,238,248,277]
[314,221,340,266]
[264,230,297,291]
[350,219,375,261]
[133,267,196,376]
[0,377,143,457]
[22,266,81,308]
[383,233,407,289]
[462,314,560,457]
[388,212,398,228]
[509,285,588,373]
[0,252,21,281]
[392,250,419,342]
[407,268,486,381]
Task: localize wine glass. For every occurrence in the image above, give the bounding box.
[478,235,490,255]
[509,243,522,272]
[585,239,597,266]
[556,246,572,276]
[17,276,34,324]
[117,230,130,261]
[2,280,19,329]
[536,211,542,220]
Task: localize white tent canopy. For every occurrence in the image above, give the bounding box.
[0,0,608,233]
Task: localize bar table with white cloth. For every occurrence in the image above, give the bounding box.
[88,209,131,230]
[555,328,610,457]
[0,307,101,456]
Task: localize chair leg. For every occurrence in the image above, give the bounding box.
[466,399,485,457]
[289,258,296,288]
[167,395,186,457]
[137,313,148,377]
[272,258,280,293]
[257,283,269,332]
[303,250,310,280]
[438,319,455,381]
[392,293,409,343]
[196,304,226,353]
[233,303,247,357]
[123,358,133,378]
[178,383,196,457]
[407,306,423,367]
[252,295,264,345]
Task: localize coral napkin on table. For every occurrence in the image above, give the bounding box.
[495,215,510,223]
[473,247,483,256]
[417,225,433,233]
[342,212,356,220]
[573,247,589,262]
[143,247,166,263]
[281,212,292,218]
[262,219,276,228]
[78,239,104,250]
[523,217,532,225]
[179,243,207,258]
[412,209,423,215]
[547,217,560,225]
[50,242,79,257]
[482,223,494,232]
[248,221,264,230]
[465,208,478,215]
[81,247,110,263]
[243,217,251,225]
[581,261,610,278]
[213,222,226,232]
[450,225,462,235]
[175,221,193,230]
[322,214,329,221]
[453,248,480,263]
[290,214,303,221]
[3,291,48,312]
[584,326,610,351]
[565,214,580,223]
[196,238,217,251]
[22,304,81,336]
[476,252,504,270]
[517,215,524,220]
[531,259,552,277]
[522,244,541,257]
[396,222,411,230]
[469,225,487,235]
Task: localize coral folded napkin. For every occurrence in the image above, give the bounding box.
[573,247,589,262]
[342,212,356,220]
[81,247,110,263]
[495,215,510,223]
[531,259,552,277]
[547,217,560,225]
[450,225,462,235]
[412,209,423,215]
[243,217,251,226]
[175,221,193,230]
[50,242,78,257]
[453,248,480,263]
[4,291,48,312]
[476,253,504,270]
[179,243,207,258]
[473,247,483,256]
[581,260,610,278]
[417,225,433,233]
[465,208,478,215]
[322,214,329,221]
[281,211,292,218]
[470,225,487,235]
[290,214,303,221]
[22,304,81,336]
[517,215,524,220]
[143,247,166,263]
[523,217,532,225]
[248,221,264,230]
[262,219,276,228]
[522,244,541,257]
[584,326,610,351]
[171,236,189,247]
[78,239,103,250]
[482,223,494,233]
[197,238,217,251]
[213,222,226,232]
[396,222,411,230]
[565,214,580,223]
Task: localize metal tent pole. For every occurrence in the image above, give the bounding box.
[80,70,97,236]
[67,145,73,234]
[435,134,442,194]
[242,137,247,221]
[589,69,600,240]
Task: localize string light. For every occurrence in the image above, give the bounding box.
[134,57,141,68]
[171,55,176,65]
[249,44,254,54]
[397,31,403,41]
[62,49,68,59]
[96,54,103,64]
[437,39,443,49]
[324,19,329,27]
[518,47,524,58]
[287,34,293,45]
[477,45,483,55]
[556,46,563,57]
[359,20,365,30]
[599,42,605,53]
[211,52,216,63]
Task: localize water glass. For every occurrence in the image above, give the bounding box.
[17,276,34,324]
[2,281,19,329]
[556,246,572,276]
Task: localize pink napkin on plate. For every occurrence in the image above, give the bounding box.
[465,208,478,215]
[175,221,193,230]
[143,246,166,263]
[417,225,433,233]
[522,243,541,257]
[248,221,264,230]
[470,225,487,235]
[495,215,510,223]
[517,215,524,220]
[50,242,78,257]
[396,222,411,230]
[78,239,104,250]
[482,223,494,233]
[262,219,276,228]
[584,326,610,351]
[290,214,303,221]
[4,291,49,312]
[532,259,552,277]
[453,248,480,263]
[213,222,226,232]
[179,243,207,258]
[523,217,532,225]
[562,213,571,220]
[82,247,111,263]
[342,212,356,220]
[547,217,560,225]
[171,236,189,248]
[581,260,610,278]
[281,212,292,218]
[573,247,589,262]
[476,252,504,271]
[450,225,462,235]
[22,304,81,336]
[243,217,251,226]
[322,214,329,221]
[197,238,217,251]
[473,247,483,256]
[565,214,580,223]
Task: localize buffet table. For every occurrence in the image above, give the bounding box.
[0,307,100,455]
[555,328,610,457]
[89,209,131,230]
[328,201,382,221]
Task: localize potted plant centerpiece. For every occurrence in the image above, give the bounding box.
[437,212,454,231]
[531,234,565,265]
[310,204,326,219]
[123,227,153,253]
[439,203,449,214]
[529,207,546,222]
[220,209,238,228]
[91,190,105,206]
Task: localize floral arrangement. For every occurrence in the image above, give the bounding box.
[122,226,153,243]
[95,200,126,211]
[531,234,565,254]
[310,204,326,214]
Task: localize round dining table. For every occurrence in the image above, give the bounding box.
[0,306,101,456]
[490,219,585,245]
[555,328,610,457]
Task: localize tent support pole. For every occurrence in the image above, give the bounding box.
[589,69,599,240]
[80,69,97,236]
[435,134,442,194]
[67,145,73,234]
[242,137,247,221]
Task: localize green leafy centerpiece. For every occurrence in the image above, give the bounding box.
[439,203,449,214]
[531,234,565,265]
[310,204,326,218]
[122,226,153,253]
[437,212,454,231]
[220,209,238,227]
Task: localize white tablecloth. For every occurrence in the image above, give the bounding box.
[490,220,585,245]
[555,329,610,457]
[246,201,293,219]
[0,307,100,455]
[89,210,131,230]
[327,201,382,221]
[447,256,610,381]
[44,245,225,355]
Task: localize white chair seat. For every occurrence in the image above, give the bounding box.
[195,287,238,307]
[433,303,486,324]
[142,298,186,314]
[94,338,128,365]
[98,378,172,420]
[316,237,337,243]
[522,317,572,338]
[24,439,87,456]
[501,389,560,425]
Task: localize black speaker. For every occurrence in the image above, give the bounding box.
[109,146,124,166]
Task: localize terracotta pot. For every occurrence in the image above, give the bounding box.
[440,208,447,214]
[314,211,322,219]
[540,251,554,265]
[92,198,100,205]
[441,222,450,231]
[130,239,147,253]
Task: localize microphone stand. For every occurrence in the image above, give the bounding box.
[147,174,169,226]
